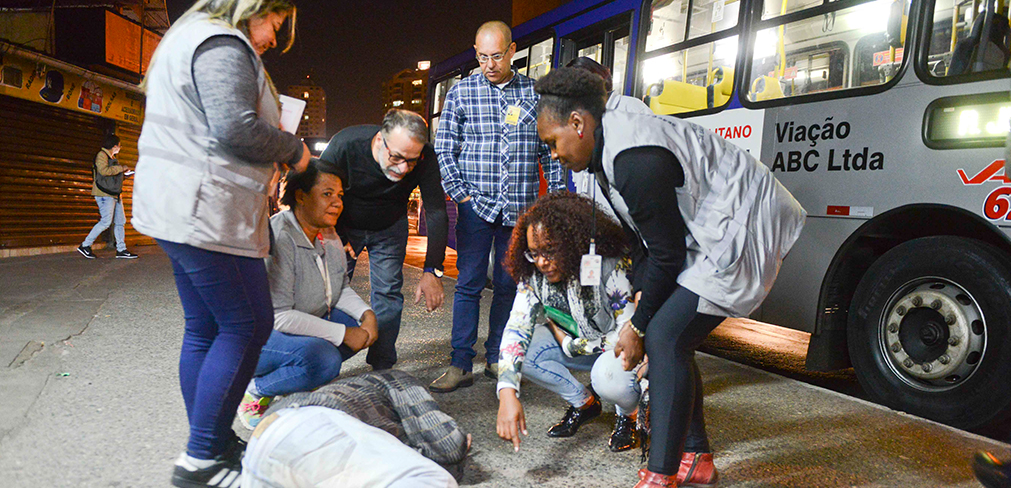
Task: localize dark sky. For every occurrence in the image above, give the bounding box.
[166,0,511,135]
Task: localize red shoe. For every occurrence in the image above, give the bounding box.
[678,452,718,488]
[634,468,678,487]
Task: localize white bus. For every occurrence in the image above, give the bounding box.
[428,0,1011,429]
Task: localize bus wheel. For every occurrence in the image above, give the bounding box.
[847,236,1011,429]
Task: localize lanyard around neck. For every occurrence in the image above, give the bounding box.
[313,244,332,308]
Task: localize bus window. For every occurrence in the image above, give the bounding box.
[513,46,530,77]
[924,0,1010,78]
[647,0,740,52]
[747,0,909,103]
[646,0,688,51]
[528,38,553,80]
[429,75,462,141]
[642,36,738,114]
[613,34,630,95]
[688,0,741,40]
[761,0,826,20]
[579,43,603,62]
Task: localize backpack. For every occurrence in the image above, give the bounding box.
[93,157,123,196]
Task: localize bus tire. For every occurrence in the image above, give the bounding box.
[847,235,1011,429]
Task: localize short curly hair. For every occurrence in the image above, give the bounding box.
[534,67,607,124]
[504,191,628,283]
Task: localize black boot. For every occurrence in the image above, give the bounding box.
[608,414,640,452]
[547,395,601,438]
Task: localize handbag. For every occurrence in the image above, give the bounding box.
[93,157,123,196]
[543,305,580,338]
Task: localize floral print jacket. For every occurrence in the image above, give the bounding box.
[496,256,635,396]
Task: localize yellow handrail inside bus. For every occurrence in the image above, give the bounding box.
[778,0,789,77]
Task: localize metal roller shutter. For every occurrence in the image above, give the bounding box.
[0,95,153,252]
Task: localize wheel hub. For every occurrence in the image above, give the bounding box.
[898,308,950,363]
[880,280,986,388]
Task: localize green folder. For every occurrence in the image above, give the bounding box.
[544,305,579,338]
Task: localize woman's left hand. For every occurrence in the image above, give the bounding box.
[613,322,644,371]
[547,320,567,346]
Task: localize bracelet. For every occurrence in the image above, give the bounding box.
[629,322,646,338]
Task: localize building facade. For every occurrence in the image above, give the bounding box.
[0,1,168,257]
[286,77,327,139]
[381,66,428,117]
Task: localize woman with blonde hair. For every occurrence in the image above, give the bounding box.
[132,1,309,486]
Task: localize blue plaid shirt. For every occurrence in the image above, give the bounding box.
[435,71,565,226]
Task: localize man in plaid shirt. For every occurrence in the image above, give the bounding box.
[431,20,565,393]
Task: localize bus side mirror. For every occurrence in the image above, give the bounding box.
[886,0,903,48]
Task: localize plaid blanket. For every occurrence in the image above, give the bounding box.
[264,370,468,468]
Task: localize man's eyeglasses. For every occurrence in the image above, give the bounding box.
[524,249,556,263]
[476,52,507,64]
[382,137,421,166]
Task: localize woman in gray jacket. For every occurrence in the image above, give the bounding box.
[533,68,806,488]
[237,159,378,430]
[131,1,310,486]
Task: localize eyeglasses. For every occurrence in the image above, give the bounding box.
[476,52,507,64]
[382,137,421,167]
[524,249,556,263]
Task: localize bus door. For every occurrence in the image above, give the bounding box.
[555,4,638,96]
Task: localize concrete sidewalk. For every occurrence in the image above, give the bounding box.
[0,246,1005,487]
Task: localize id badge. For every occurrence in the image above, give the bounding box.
[580,253,602,286]
[505,105,521,125]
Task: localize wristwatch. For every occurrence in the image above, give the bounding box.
[423,267,444,278]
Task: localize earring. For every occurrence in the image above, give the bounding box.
[577,130,584,138]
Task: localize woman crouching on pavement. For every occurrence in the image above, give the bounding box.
[496,191,643,453]
[237,158,378,429]
[534,67,806,488]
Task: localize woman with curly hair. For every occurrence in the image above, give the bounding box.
[533,67,806,488]
[495,191,642,453]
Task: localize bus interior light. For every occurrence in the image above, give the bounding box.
[856,0,892,33]
[754,29,778,59]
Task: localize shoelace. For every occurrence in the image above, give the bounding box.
[240,400,267,415]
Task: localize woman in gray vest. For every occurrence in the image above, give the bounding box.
[132,1,310,487]
[534,68,806,488]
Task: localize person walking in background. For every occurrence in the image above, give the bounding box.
[318,109,448,371]
[237,160,378,431]
[533,67,806,488]
[77,134,137,259]
[432,20,565,393]
[131,1,310,486]
[495,192,642,453]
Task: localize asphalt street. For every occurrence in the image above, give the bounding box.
[0,245,1006,487]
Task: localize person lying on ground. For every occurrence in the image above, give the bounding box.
[242,370,471,488]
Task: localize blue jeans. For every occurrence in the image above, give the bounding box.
[158,239,274,460]
[82,196,126,251]
[344,215,408,370]
[450,202,515,372]
[524,326,641,415]
[252,309,359,397]
[522,326,597,407]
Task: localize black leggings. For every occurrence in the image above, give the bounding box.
[644,286,724,475]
